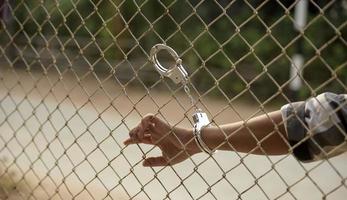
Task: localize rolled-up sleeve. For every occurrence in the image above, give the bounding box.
[280,92,347,162]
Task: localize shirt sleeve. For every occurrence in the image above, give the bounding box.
[280,92,347,162]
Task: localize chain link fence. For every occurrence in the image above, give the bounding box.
[0,0,346,199]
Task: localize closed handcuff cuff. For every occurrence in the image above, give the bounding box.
[150,44,215,155]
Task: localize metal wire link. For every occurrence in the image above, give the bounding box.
[0,0,346,200]
[151,44,214,155]
[183,85,196,110]
[150,43,198,111]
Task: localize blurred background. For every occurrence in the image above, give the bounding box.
[2,0,347,101]
[0,0,346,200]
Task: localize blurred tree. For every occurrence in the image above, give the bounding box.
[2,0,346,101]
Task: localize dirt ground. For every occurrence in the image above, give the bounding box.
[0,66,346,200]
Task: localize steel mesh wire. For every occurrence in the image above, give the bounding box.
[0,0,346,199]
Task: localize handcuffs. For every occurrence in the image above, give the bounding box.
[150,44,215,155]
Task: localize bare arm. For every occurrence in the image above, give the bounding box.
[124,110,288,166]
[196,110,288,155]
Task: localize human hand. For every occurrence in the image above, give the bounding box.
[123,114,200,167]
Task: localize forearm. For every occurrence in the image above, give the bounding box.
[188,110,289,155]
[127,92,347,166]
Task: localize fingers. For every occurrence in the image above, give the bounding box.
[140,114,156,137]
[123,135,152,145]
[129,114,156,141]
[129,126,139,142]
[143,156,168,167]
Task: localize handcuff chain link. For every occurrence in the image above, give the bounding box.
[150,44,215,154]
[183,84,198,112]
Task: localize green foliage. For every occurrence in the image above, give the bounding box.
[5,0,347,101]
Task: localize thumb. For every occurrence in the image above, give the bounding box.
[142,156,168,167]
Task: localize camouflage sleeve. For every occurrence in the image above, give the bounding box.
[280,92,347,162]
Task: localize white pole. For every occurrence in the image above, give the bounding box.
[294,0,308,31]
[289,0,308,94]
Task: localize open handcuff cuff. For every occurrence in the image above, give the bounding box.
[150,44,215,155]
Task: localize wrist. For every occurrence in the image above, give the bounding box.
[182,128,203,155]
